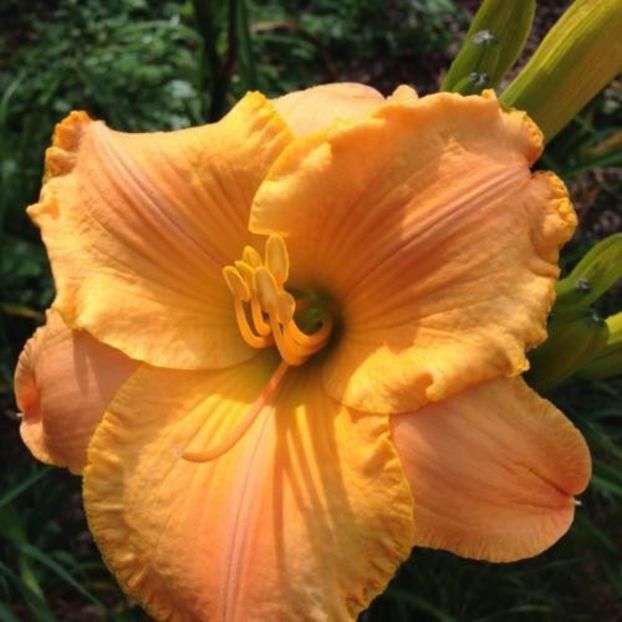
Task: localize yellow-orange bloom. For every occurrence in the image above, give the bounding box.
[16,83,591,621]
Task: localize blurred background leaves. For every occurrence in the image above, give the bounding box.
[1,0,621,620]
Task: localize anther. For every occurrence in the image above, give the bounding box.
[224,235,333,366]
[265,235,289,285]
[276,291,296,324]
[255,267,280,313]
[231,261,272,336]
[234,260,255,283]
[242,245,263,268]
[223,266,250,302]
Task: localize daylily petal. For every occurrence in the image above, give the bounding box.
[29,93,292,370]
[272,82,385,137]
[388,84,419,104]
[84,356,414,622]
[251,91,576,413]
[14,310,137,474]
[390,377,591,562]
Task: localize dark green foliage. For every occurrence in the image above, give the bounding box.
[248,0,464,96]
[1,0,621,620]
[0,0,202,131]
[0,0,202,393]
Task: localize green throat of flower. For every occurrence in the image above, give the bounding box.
[223,234,333,366]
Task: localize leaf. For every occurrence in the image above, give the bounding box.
[0,468,49,509]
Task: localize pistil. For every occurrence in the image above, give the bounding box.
[182,360,289,463]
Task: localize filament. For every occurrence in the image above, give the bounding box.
[224,234,333,366]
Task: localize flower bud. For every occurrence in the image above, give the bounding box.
[577,312,622,380]
[502,0,622,141]
[527,309,609,390]
[555,234,622,315]
[442,0,535,94]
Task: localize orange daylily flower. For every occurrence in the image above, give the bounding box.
[16,83,591,621]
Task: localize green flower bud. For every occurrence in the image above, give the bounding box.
[577,312,622,380]
[527,308,609,390]
[443,0,535,94]
[502,0,622,142]
[555,234,622,315]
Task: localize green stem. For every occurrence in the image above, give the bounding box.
[191,0,224,122]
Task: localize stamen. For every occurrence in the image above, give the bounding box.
[250,294,272,337]
[224,235,333,365]
[269,315,309,366]
[254,267,280,313]
[242,245,263,268]
[285,315,333,348]
[223,266,250,302]
[231,261,270,335]
[188,236,334,464]
[223,264,272,347]
[276,291,296,324]
[265,235,289,285]
[182,360,289,463]
[234,260,255,281]
[233,299,273,349]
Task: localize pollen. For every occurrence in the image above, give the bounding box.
[223,235,333,366]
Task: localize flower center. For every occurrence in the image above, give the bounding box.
[182,236,332,464]
[223,235,333,366]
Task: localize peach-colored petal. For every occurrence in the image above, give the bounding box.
[390,377,591,562]
[388,84,419,104]
[84,356,413,622]
[29,93,292,370]
[272,82,385,137]
[251,91,576,413]
[14,310,137,474]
